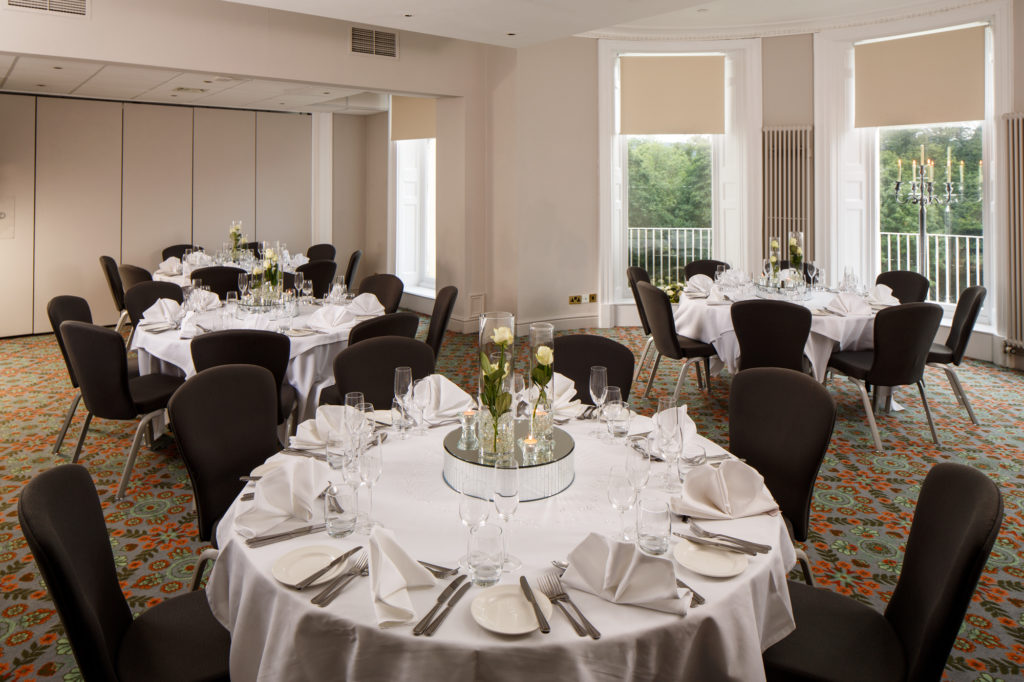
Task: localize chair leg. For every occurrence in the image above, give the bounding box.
[126,325,136,349]
[796,547,814,585]
[917,380,940,445]
[634,337,654,381]
[116,410,161,500]
[932,362,979,425]
[71,412,93,463]
[114,309,129,334]
[849,377,883,451]
[53,391,82,455]
[191,547,220,591]
[644,353,663,398]
[704,357,713,395]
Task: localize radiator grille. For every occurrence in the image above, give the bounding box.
[351,27,398,58]
[763,127,814,261]
[7,0,86,15]
[1006,113,1024,352]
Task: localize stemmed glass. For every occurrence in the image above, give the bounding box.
[411,378,431,435]
[293,271,305,301]
[357,433,383,532]
[457,489,491,570]
[607,466,637,542]
[626,444,651,492]
[589,366,608,436]
[301,279,313,302]
[599,386,623,440]
[238,273,250,301]
[604,399,631,443]
[655,397,682,492]
[393,367,412,436]
[493,453,521,572]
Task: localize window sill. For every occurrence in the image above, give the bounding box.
[404,285,436,300]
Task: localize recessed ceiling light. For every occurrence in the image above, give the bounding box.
[697,7,709,12]
[403,12,413,17]
[36,83,45,87]
[52,66,63,70]
[203,80,213,84]
[323,91,330,95]
[506,32,516,36]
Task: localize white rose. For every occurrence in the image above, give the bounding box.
[492,326,513,346]
[265,248,276,260]
[770,239,779,249]
[253,265,264,276]
[770,255,777,264]
[789,237,797,246]
[797,247,804,256]
[536,345,553,366]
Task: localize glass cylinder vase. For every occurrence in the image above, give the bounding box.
[789,231,804,271]
[478,312,516,458]
[528,322,555,445]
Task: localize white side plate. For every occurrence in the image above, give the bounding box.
[271,545,350,588]
[673,539,748,578]
[470,584,554,635]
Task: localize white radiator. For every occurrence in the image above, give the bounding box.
[763,127,814,261]
[1007,113,1024,352]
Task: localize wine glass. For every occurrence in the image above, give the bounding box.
[293,271,305,300]
[357,433,383,532]
[458,489,491,569]
[607,466,637,542]
[411,378,431,435]
[655,397,682,492]
[589,366,608,436]
[301,279,313,301]
[493,454,521,572]
[238,273,250,300]
[355,401,376,453]
[604,399,631,443]
[626,445,651,492]
[394,367,412,432]
[599,386,623,441]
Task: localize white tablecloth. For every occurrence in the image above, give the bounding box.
[207,421,796,682]
[132,303,373,420]
[674,291,875,381]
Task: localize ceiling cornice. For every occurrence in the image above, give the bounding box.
[579,0,993,42]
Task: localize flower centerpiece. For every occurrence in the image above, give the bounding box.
[528,322,554,446]
[252,248,282,303]
[769,238,781,281]
[658,281,685,303]
[478,313,515,458]
[229,220,243,260]
[789,231,804,271]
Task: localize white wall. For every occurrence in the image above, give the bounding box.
[0,95,35,336]
[332,114,367,270]
[257,111,313,251]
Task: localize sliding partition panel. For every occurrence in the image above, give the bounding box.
[122,103,193,270]
[34,98,123,330]
[256,111,312,252]
[0,95,36,336]
[193,108,256,251]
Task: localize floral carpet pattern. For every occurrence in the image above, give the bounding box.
[0,321,1022,680]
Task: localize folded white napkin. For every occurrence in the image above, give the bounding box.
[326,283,347,302]
[550,372,582,418]
[307,304,354,332]
[412,374,475,424]
[669,460,779,520]
[234,458,320,537]
[866,283,900,306]
[286,254,310,269]
[290,404,361,451]
[178,311,200,339]
[826,292,872,316]
[562,533,687,615]
[706,285,730,305]
[347,293,385,316]
[141,299,182,324]
[190,288,221,310]
[652,406,701,455]
[185,251,214,267]
[368,527,436,628]
[684,274,714,295]
[718,269,749,288]
[156,256,182,275]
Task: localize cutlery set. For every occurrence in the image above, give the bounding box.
[674,522,772,556]
[413,575,468,635]
[536,572,600,638]
[245,523,327,548]
[311,554,369,607]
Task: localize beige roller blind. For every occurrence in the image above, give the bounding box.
[391,95,437,140]
[620,55,725,135]
[855,26,985,127]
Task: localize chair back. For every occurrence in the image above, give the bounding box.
[731,299,811,372]
[306,243,336,261]
[425,286,458,359]
[189,266,246,300]
[190,329,291,424]
[684,259,729,281]
[876,270,930,303]
[344,250,363,289]
[729,368,836,541]
[359,273,404,314]
[117,264,152,292]
[241,242,261,253]
[349,312,420,346]
[944,286,986,365]
[332,337,434,409]
[635,281,683,360]
[60,321,136,420]
[297,260,338,298]
[168,365,281,541]
[47,296,92,389]
[868,303,943,387]
[19,464,132,681]
[553,334,635,404]
[885,463,1002,682]
[626,266,653,336]
[99,255,126,312]
[124,281,183,328]
[162,244,200,261]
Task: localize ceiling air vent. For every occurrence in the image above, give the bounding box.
[351,26,398,58]
[7,0,87,16]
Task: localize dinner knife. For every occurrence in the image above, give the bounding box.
[674,533,757,556]
[519,576,550,634]
[294,545,363,591]
[424,583,472,637]
[245,523,327,548]
[413,574,467,635]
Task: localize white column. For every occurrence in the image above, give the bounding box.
[311,112,333,244]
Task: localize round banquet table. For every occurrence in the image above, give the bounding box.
[206,419,797,682]
[673,290,876,382]
[132,302,374,421]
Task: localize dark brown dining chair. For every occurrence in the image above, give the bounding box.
[323,336,434,409]
[731,299,812,372]
[189,266,246,300]
[344,250,363,289]
[47,295,101,457]
[635,281,718,402]
[118,263,153,292]
[297,260,338,298]
[626,266,663,385]
[306,243,336,261]
[684,259,729,281]
[358,273,404,314]
[162,244,202,261]
[876,270,930,303]
[60,321,185,499]
[554,334,635,404]
[927,286,986,425]
[424,286,458,360]
[18,464,231,682]
[99,255,129,332]
[124,281,184,348]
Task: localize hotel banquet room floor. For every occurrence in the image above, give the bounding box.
[0,318,1022,681]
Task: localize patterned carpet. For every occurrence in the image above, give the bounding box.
[1,320,1023,680]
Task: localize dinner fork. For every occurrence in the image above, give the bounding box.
[418,561,459,579]
[311,553,368,607]
[537,574,585,636]
[688,522,771,554]
[543,571,600,639]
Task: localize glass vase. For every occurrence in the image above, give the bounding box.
[478,312,515,458]
[789,231,804,271]
[528,322,555,445]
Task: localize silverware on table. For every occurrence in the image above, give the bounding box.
[676,579,706,607]
[543,571,600,640]
[294,545,363,590]
[240,492,254,502]
[239,475,261,482]
[413,574,467,636]
[245,523,327,548]
[537,573,585,636]
[424,582,472,636]
[418,560,459,579]
[672,532,757,556]
[689,522,772,554]
[519,576,550,634]
[311,553,369,607]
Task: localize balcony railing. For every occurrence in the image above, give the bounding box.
[628,226,713,286]
[879,231,984,304]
